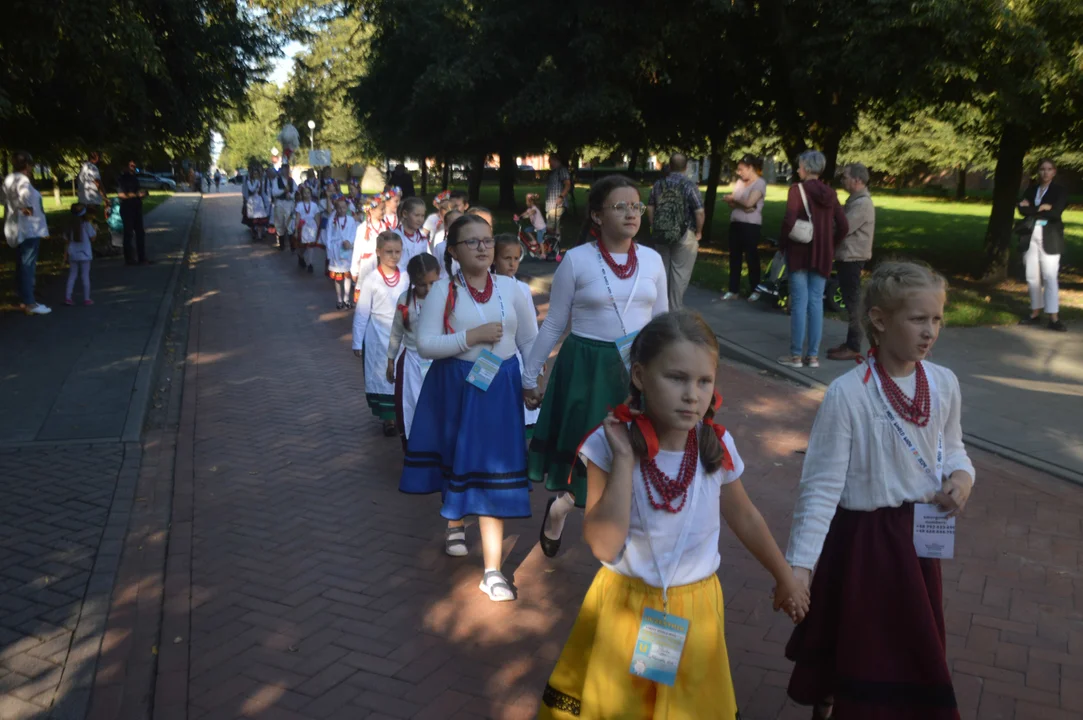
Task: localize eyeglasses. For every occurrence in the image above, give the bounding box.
[459,237,495,249]
[605,202,647,215]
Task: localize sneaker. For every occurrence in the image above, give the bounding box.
[1049,319,1068,332]
[26,304,52,315]
[748,292,762,302]
[83,299,94,306]
[777,355,803,368]
[64,298,74,306]
[1019,315,1042,326]
[805,356,820,369]
[721,292,739,301]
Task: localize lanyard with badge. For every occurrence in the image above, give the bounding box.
[868,358,954,559]
[594,243,641,371]
[1034,185,1049,228]
[459,272,505,392]
[628,468,700,686]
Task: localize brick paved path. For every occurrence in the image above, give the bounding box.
[129,194,1081,720]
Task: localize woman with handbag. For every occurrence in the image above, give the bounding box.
[777,151,849,369]
[1018,159,1068,332]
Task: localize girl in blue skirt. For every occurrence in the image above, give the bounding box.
[400,215,539,602]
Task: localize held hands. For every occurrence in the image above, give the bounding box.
[1038,203,1052,212]
[934,471,973,518]
[1020,199,1031,207]
[386,359,395,383]
[773,567,812,624]
[523,387,542,410]
[465,321,503,347]
[353,349,363,359]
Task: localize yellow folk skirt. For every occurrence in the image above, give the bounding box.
[540,567,739,720]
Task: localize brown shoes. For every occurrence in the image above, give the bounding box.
[827,344,862,361]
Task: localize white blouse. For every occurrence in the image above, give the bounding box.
[324,214,355,273]
[395,227,430,272]
[416,275,538,363]
[521,242,668,388]
[580,425,745,587]
[351,267,408,351]
[786,362,975,570]
[351,219,383,279]
[387,290,422,358]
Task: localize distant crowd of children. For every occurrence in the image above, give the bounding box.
[239,169,975,720]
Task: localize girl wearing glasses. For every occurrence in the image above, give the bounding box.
[523,175,669,559]
[399,215,539,602]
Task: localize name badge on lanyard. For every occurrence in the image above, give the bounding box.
[868,359,954,559]
[459,272,506,393]
[628,466,700,686]
[595,244,641,373]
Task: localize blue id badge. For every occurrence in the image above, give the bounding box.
[1036,219,1048,227]
[466,349,502,392]
[629,608,689,686]
[615,332,638,372]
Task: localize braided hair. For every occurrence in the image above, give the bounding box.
[402,253,441,331]
[628,310,726,473]
[442,214,491,333]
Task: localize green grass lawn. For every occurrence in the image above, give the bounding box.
[458,181,1083,327]
[1,190,174,309]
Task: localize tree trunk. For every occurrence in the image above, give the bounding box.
[627,148,640,175]
[955,164,967,201]
[52,168,62,208]
[821,127,843,185]
[441,157,450,190]
[468,153,485,204]
[702,139,726,246]
[981,123,1029,281]
[498,142,517,210]
[420,159,428,196]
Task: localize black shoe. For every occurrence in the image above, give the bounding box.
[382,422,398,437]
[307,264,314,274]
[1019,315,1042,326]
[336,302,344,310]
[1049,319,1068,332]
[539,497,563,559]
[298,255,306,268]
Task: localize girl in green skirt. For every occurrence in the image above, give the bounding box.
[522,175,669,557]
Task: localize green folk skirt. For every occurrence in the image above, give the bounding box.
[527,334,629,507]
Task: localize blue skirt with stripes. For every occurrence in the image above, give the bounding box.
[399,356,531,520]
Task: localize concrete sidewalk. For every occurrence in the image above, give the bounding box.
[520,259,1083,485]
[0,193,201,445]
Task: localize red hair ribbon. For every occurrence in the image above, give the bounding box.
[858,347,876,383]
[396,302,410,325]
[702,389,735,472]
[443,280,456,334]
[612,404,659,459]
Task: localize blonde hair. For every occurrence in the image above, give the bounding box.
[859,261,947,348]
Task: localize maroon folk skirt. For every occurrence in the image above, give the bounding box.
[786,504,959,720]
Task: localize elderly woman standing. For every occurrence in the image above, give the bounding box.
[1018,158,1068,332]
[778,150,848,369]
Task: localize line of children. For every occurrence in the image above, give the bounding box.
[784,261,974,720]
[324,197,358,310]
[539,310,808,718]
[387,253,442,450]
[352,231,407,436]
[64,204,95,306]
[523,175,669,559]
[399,214,539,600]
[493,234,540,435]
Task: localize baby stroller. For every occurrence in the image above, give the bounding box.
[514,215,559,261]
[754,239,844,313]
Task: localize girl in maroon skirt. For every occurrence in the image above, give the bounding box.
[784,261,975,720]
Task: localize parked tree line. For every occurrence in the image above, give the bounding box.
[242,0,1083,280]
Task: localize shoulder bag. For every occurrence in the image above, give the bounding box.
[788,183,814,244]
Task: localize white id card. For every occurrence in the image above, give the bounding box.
[629,608,689,686]
[418,357,433,379]
[913,503,955,559]
[466,349,502,392]
[615,332,638,372]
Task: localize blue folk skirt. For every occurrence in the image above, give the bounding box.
[399,356,531,520]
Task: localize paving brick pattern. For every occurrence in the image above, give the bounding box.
[0,443,134,719]
[146,194,1083,720]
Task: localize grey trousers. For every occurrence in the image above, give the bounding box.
[653,230,699,310]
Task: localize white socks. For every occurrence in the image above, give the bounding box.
[543,492,575,540]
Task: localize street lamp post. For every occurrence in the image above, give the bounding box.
[307,120,315,154]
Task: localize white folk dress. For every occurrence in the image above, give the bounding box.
[353,266,409,416]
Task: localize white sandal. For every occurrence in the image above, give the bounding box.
[445,526,468,557]
[479,570,516,602]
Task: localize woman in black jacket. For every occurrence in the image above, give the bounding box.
[1018,158,1068,332]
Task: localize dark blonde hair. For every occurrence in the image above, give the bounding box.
[581,175,638,245]
[629,310,725,473]
[376,230,402,249]
[403,253,441,331]
[859,261,947,348]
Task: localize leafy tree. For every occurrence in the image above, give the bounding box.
[219,84,284,171]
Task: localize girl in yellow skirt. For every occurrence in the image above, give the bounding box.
[540,310,809,720]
